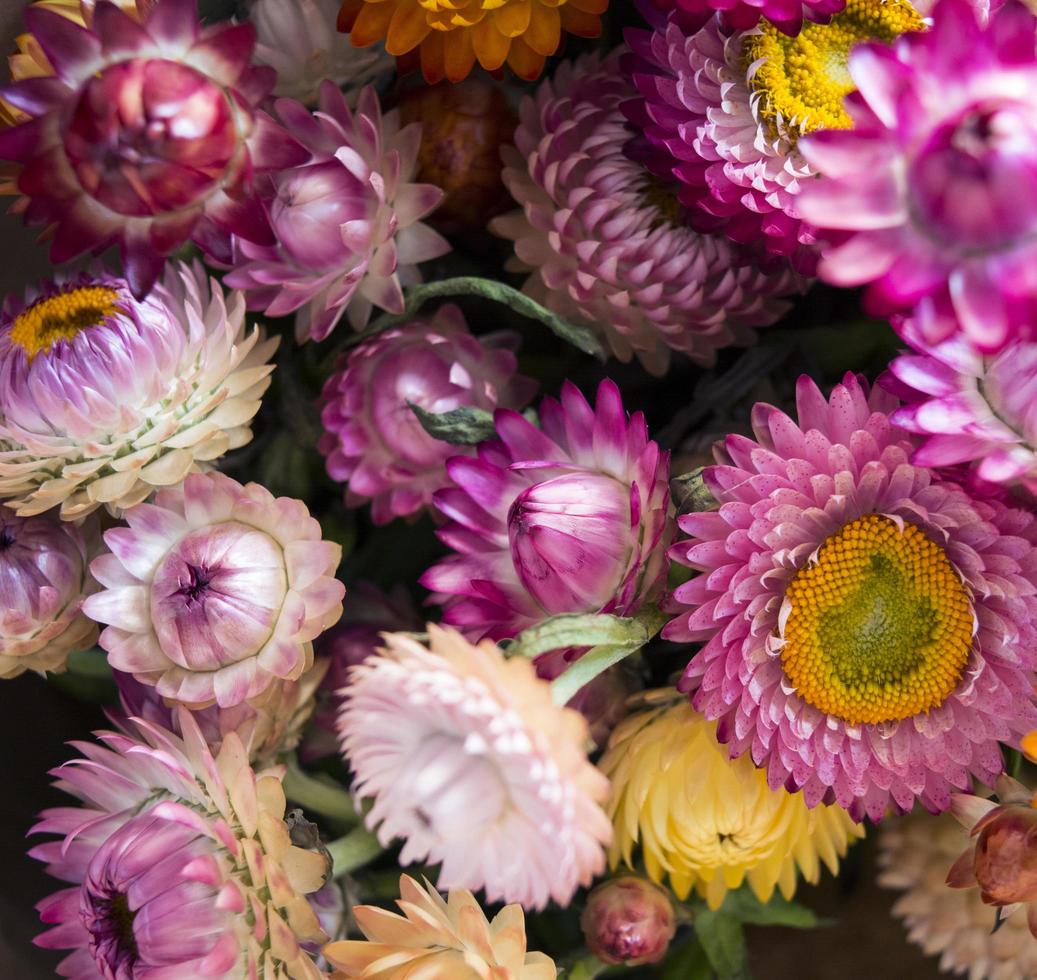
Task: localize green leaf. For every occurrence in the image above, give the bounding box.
[408,403,497,446]
[719,889,821,929]
[670,467,717,515]
[507,613,648,660]
[695,909,749,980]
[662,936,713,980]
[350,277,606,358]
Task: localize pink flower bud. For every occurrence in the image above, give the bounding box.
[973,805,1037,906]
[581,877,676,966]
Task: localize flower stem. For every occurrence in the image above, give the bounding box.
[327,827,385,877]
[282,759,359,825]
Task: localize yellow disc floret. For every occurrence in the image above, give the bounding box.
[780,514,974,726]
[743,0,923,142]
[10,285,121,360]
[601,697,863,910]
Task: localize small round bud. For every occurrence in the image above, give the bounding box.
[974,805,1037,906]
[581,876,676,966]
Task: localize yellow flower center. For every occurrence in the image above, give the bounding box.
[743,0,923,143]
[780,514,973,726]
[10,285,121,360]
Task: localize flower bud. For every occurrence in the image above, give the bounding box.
[580,877,676,966]
[973,805,1037,906]
[398,80,517,236]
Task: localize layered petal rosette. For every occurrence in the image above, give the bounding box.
[602,697,862,908]
[84,471,345,708]
[251,0,392,105]
[0,262,276,520]
[325,875,557,978]
[221,82,449,343]
[492,50,800,376]
[798,0,1037,351]
[665,373,1037,821]
[338,0,606,83]
[338,625,612,910]
[32,710,330,978]
[649,0,844,36]
[319,304,536,524]
[422,379,674,643]
[884,316,1037,496]
[624,0,923,273]
[0,509,98,680]
[0,0,306,298]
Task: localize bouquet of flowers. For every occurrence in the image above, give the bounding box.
[2,0,1037,976]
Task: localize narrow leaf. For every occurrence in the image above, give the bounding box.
[695,909,750,980]
[409,403,497,446]
[670,467,717,515]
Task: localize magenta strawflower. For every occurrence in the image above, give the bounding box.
[648,0,844,35]
[884,316,1037,496]
[665,373,1037,822]
[219,82,450,343]
[798,0,1037,351]
[0,261,277,520]
[84,471,345,709]
[0,509,98,680]
[491,49,800,376]
[319,304,536,524]
[422,379,674,643]
[0,0,306,299]
[32,710,330,978]
[623,0,923,274]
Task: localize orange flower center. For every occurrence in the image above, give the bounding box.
[780,514,973,725]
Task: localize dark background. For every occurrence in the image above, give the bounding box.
[0,0,947,976]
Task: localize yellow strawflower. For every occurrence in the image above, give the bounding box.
[601,695,863,910]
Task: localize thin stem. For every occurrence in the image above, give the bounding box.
[282,759,359,825]
[328,826,385,877]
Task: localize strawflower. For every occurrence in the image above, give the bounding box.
[319,304,535,524]
[323,875,557,978]
[338,625,612,910]
[0,509,98,680]
[422,379,673,643]
[624,0,924,273]
[0,0,307,298]
[665,373,1037,821]
[648,0,845,36]
[493,50,799,375]
[880,809,1037,980]
[220,82,449,342]
[337,0,606,83]
[580,876,676,967]
[84,471,345,708]
[0,261,276,519]
[32,709,329,978]
[798,0,1037,351]
[250,0,392,104]
[602,697,862,909]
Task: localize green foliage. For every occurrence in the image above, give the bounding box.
[718,889,823,929]
[694,908,749,980]
[408,403,498,445]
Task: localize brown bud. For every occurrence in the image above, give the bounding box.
[973,805,1037,906]
[580,876,676,966]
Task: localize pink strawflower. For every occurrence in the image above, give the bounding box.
[422,379,674,643]
[884,316,1037,496]
[219,82,450,343]
[648,0,844,35]
[798,0,1037,352]
[0,261,277,520]
[491,49,800,376]
[338,625,612,910]
[83,471,345,709]
[319,304,536,524]
[32,710,330,978]
[0,509,98,679]
[0,0,306,299]
[664,373,1037,822]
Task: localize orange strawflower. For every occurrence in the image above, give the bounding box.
[337,0,606,83]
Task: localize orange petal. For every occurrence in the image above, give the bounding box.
[1022,730,1037,762]
[493,0,531,37]
[386,1,433,55]
[505,35,546,80]
[443,26,477,81]
[420,31,447,84]
[472,17,511,70]
[349,0,396,45]
[523,2,561,56]
[559,4,602,36]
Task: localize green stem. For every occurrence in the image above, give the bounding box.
[328,827,385,877]
[559,953,611,979]
[282,760,359,825]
